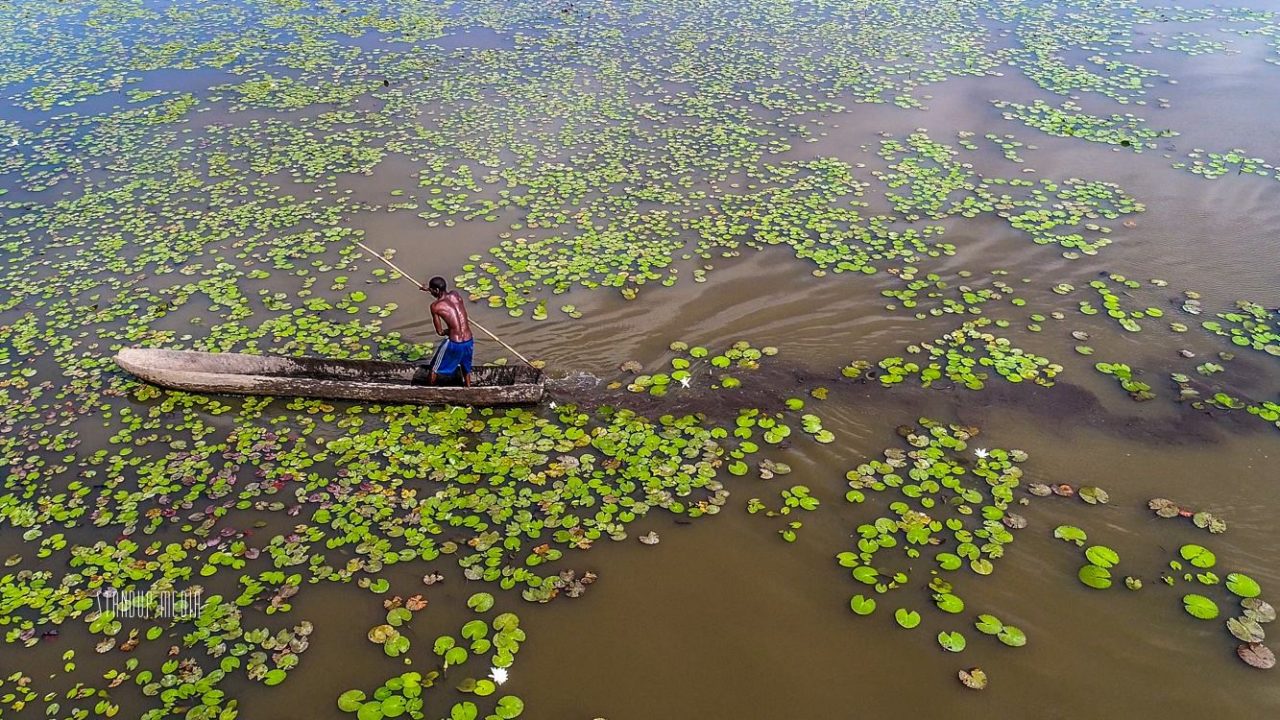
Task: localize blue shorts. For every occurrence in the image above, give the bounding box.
[429,338,473,377]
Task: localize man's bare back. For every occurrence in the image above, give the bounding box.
[430,290,472,342]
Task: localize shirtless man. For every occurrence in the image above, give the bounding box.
[422,276,474,386]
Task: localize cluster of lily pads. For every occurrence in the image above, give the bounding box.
[1201,301,1280,357]
[879,270,1027,318]
[1053,526,1131,590]
[1094,362,1156,401]
[875,131,1144,257]
[1166,298,1280,428]
[1080,276,1166,334]
[849,270,1277,433]
[340,598,526,720]
[1150,31,1234,56]
[992,99,1176,151]
[6,591,316,718]
[747,484,818,543]
[1148,498,1229,535]
[868,318,1062,390]
[613,340,778,395]
[1,385,776,716]
[1172,149,1277,181]
[458,130,1141,313]
[839,421,1030,583]
[836,420,1041,686]
[1054,524,1275,669]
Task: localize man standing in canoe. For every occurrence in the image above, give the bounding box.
[422,276,474,386]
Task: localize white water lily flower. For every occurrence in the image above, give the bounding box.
[679,376,691,388]
[489,667,508,685]
[549,401,557,409]
[974,448,989,459]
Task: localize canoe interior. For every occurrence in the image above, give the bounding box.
[117,348,543,387]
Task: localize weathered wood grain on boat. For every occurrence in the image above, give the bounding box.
[114,348,544,406]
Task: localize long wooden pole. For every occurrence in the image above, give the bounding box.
[353,241,537,368]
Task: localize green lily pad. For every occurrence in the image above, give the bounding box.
[467,592,495,612]
[1183,594,1220,620]
[1084,545,1120,569]
[894,608,921,629]
[1227,573,1262,598]
[449,701,478,720]
[338,690,367,712]
[937,631,967,652]
[850,595,877,616]
[1054,525,1087,546]
[934,593,965,614]
[1078,564,1112,590]
[997,625,1026,647]
[974,614,1003,635]
[495,696,525,719]
[1180,544,1217,569]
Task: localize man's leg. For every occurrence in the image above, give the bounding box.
[427,339,449,386]
[461,342,473,387]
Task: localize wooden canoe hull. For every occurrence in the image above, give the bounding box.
[114,348,544,406]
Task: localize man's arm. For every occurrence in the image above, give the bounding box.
[430,303,448,336]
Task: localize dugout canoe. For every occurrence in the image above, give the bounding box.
[114,348,545,406]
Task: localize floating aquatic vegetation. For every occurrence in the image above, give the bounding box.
[869,318,1061,390]
[749,485,820,543]
[985,133,1026,163]
[347,585,527,717]
[992,99,1176,151]
[1078,486,1110,505]
[1172,149,1276,181]
[836,420,1044,667]
[1149,31,1233,56]
[937,630,967,652]
[1094,362,1155,401]
[1077,544,1120,590]
[880,270,1027,318]
[1184,593,1221,620]
[1053,525,1088,547]
[1201,301,1280,358]
[1248,401,1280,431]
[973,613,1027,647]
[1082,276,1166,333]
[958,667,988,690]
[612,340,777,394]
[1052,527,1279,669]
[1148,499,1229,534]
[1239,642,1277,670]
[875,131,1143,258]
[0,388,761,715]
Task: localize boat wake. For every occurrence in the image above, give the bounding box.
[546,371,603,394]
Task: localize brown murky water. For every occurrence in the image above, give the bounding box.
[4,1,1280,718]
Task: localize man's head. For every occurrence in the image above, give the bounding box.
[427,276,447,298]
